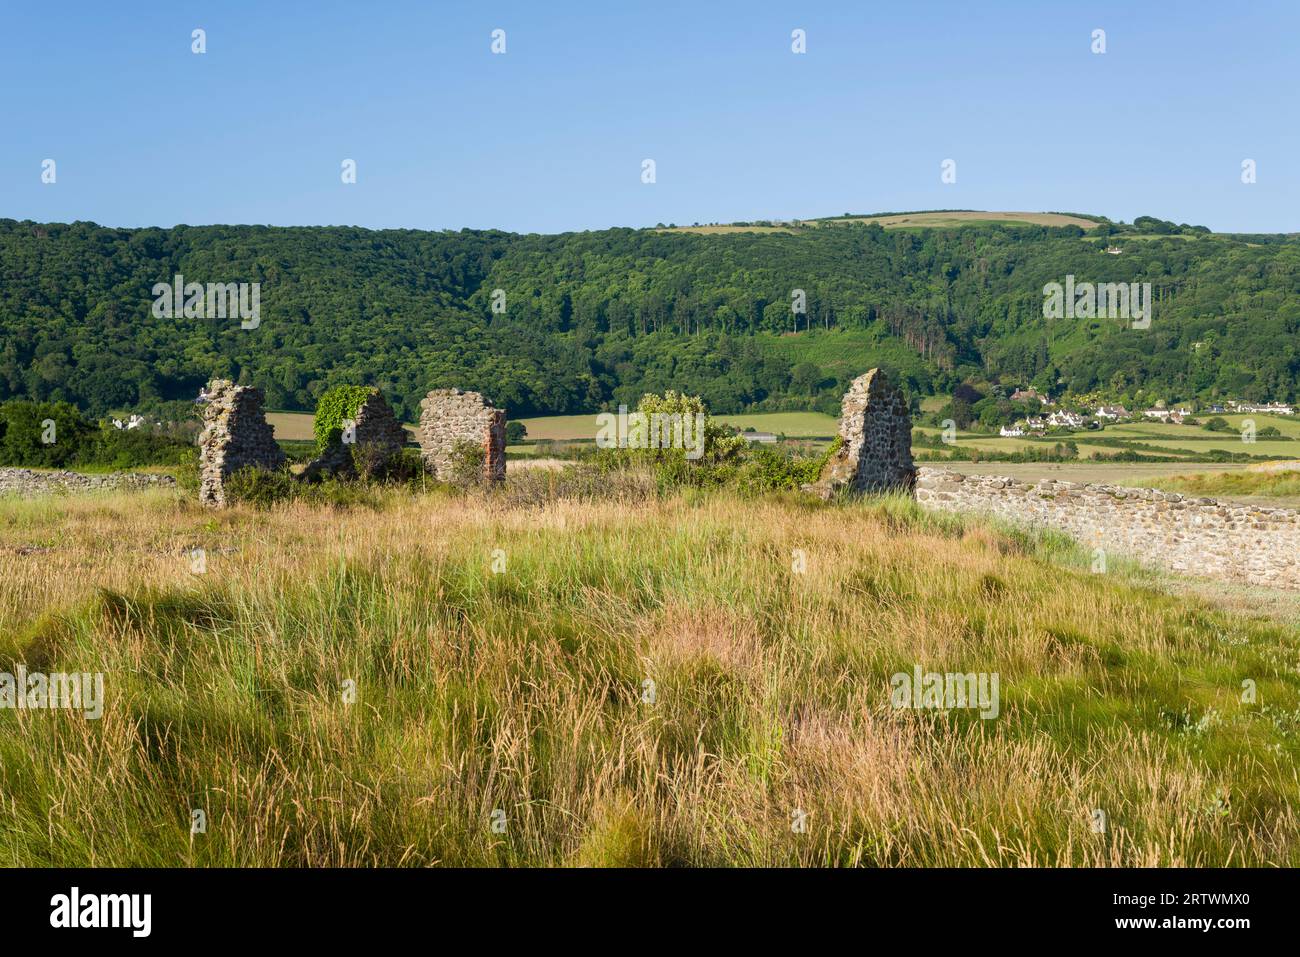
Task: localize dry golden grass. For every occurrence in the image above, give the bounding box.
[0,483,1296,866]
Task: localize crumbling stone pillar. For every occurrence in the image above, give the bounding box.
[301,389,409,481]
[197,379,286,507]
[418,388,506,482]
[805,368,915,498]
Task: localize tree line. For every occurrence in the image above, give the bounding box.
[1,216,1296,422]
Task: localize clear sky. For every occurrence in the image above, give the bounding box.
[1,0,1296,234]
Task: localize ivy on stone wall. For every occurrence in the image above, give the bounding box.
[314,385,378,452]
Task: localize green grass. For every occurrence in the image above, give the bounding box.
[1147,470,1300,499]
[516,411,839,441]
[0,482,1297,866]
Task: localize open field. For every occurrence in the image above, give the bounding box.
[918,413,1299,462]
[661,211,1101,235]
[820,211,1100,229]
[516,411,839,442]
[266,411,316,441]
[277,404,1297,480]
[268,411,416,443]
[1142,468,1300,510]
[1,481,1298,866]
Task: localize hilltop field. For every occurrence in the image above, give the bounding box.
[662,210,1102,234]
[0,476,1297,867]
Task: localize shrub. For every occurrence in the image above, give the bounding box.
[448,439,487,486]
[223,466,297,507]
[85,425,191,468]
[0,400,190,470]
[0,400,95,468]
[313,385,378,452]
[224,466,384,510]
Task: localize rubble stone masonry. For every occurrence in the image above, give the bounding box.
[417,388,506,482]
[0,468,176,497]
[198,379,286,507]
[806,368,915,498]
[915,467,1300,590]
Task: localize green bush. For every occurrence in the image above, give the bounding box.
[224,466,384,510]
[447,439,486,486]
[223,467,298,507]
[313,385,378,452]
[734,437,842,492]
[0,401,95,468]
[0,400,190,470]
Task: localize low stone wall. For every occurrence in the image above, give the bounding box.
[915,466,1300,590]
[198,379,286,507]
[0,467,176,498]
[417,388,506,482]
[806,368,915,498]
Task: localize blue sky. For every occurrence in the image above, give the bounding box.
[1,0,1296,233]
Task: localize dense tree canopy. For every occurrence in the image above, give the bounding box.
[1,217,1296,419]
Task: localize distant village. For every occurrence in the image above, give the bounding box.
[994,388,1294,438]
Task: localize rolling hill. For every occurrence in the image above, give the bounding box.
[0,212,1296,424]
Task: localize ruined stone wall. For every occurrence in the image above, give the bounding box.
[807,368,915,498]
[301,390,409,481]
[198,379,286,507]
[915,467,1300,590]
[0,468,176,498]
[417,388,506,482]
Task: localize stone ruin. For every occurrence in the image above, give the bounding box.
[805,368,916,499]
[300,389,409,482]
[417,388,506,482]
[198,379,286,507]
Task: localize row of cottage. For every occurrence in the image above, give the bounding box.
[999,391,1294,437]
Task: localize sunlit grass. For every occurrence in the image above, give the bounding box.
[0,482,1296,866]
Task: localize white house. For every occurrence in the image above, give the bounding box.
[1094,405,1130,420]
[1047,410,1086,429]
[1242,402,1294,416]
[999,425,1025,437]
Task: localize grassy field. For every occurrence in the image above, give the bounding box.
[0,480,1297,866]
[266,411,316,441]
[275,404,1297,473]
[662,211,1099,235]
[516,411,839,442]
[1146,469,1300,504]
[919,414,1299,462]
[268,411,415,443]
